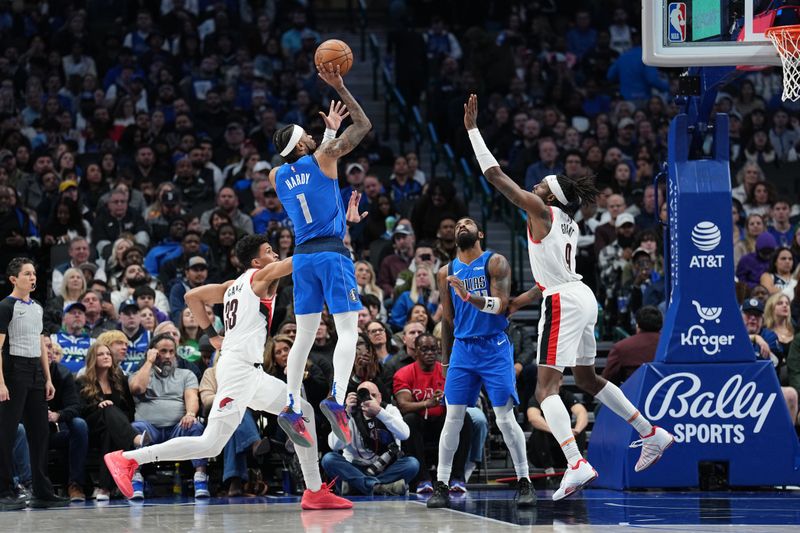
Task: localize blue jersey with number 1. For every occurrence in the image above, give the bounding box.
[274,154,346,245]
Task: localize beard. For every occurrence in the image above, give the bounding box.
[456,231,479,250]
[128,276,147,288]
[156,359,175,377]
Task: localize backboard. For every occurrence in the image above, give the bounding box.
[642,0,800,66]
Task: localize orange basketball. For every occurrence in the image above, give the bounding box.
[315,39,354,76]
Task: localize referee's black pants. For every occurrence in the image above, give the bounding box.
[0,356,54,498]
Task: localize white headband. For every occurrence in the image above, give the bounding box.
[544,175,569,205]
[279,125,304,157]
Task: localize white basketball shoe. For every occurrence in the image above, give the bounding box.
[630,426,675,472]
[552,459,598,501]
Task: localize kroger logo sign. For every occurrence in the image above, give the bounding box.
[680,300,734,355]
[689,221,724,268]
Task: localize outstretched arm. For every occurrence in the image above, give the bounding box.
[315,64,372,165]
[438,265,454,371]
[507,285,543,316]
[447,254,511,314]
[463,94,548,220]
[251,258,293,297]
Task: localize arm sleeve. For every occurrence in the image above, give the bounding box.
[376,404,411,441]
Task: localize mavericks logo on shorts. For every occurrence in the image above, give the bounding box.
[349,288,359,303]
[218,397,235,412]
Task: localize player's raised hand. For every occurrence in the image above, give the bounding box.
[447,275,469,302]
[319,100,349,131]
[346,191,368,224]
[463,93,478,130]
[316,62,344,90]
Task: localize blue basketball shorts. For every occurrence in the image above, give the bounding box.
[444,332,519,408]
[292,252,363,315]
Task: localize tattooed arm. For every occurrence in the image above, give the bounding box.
[314,64,372,176]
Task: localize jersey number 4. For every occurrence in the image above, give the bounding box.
[297,193,313,224]
[224,298,239,330]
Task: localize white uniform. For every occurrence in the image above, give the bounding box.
[527,206,597,369]
[209,268,283,423]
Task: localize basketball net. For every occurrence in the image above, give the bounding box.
[765,25,800,101]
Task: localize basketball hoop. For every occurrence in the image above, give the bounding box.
[765,25,800,101]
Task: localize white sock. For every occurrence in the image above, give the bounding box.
[295,398,322,491]
[540,395,582,467]
[594,382,653,437]
[286,313,321,413]
[436,404,466,484]
[493,400,530,480]
[331,311,359,404]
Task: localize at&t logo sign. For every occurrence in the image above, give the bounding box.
[689,221,724,268]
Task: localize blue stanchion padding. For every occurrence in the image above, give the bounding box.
[588,362,800,489]
[658,113,753,364]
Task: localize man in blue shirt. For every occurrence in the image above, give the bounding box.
[524,139,564,191]
[742,298,781,360]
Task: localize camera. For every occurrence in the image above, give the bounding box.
[356,388,372,404]
[365,443,402,476]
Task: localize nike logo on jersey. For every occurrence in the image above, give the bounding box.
[454,269,464,276]
[497,338,506,346]
[474,266,484,271]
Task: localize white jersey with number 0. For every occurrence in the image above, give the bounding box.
[527,206,582,292]
[221,268,267,364]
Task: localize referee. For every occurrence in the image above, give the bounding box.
[0,258,69,510]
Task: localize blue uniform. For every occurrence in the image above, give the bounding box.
[445,251,518,407]
[275,155,361,315]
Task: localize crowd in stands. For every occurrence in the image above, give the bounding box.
[1,0,799,502]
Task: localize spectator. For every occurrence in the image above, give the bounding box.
[128,333,208,500]
[406,304,436,333]
[734,214,766,267]
[390,156,422,216]
[348,333,391,399]
[44,267,87,334]
[252,187,290,236]
[173,157,215,213]
[423,17,462,64]
[760,247,796,296]
[158,230,206,289]
[322,381,419,496]
[411,179,467,241]
[118,298,151,374]
[355,261,385,316]
[743,181,775,218]
[82,290,116,337]
[389,266,440,331]
[764,292,795,359]
[52,302,92,374]
[768,108,797,161]
[365,321,395,366]
[134,285,168,324]
[168,256,209,323]
[111,263,170,314]
[526,387,589,479]
[0,186,40,293]
[524,139,564,191]
[433,215,457,263]
[264,334,328,407]
[378,224,415,298]
[381,321,425,385]
[603,306,663,385]
[199,187,254,235]
[393,241,441,298]
[394,333,471,493]
[566,10,597,60]
[52,237,107,296]
[177,307,202,364]
[606,30,669,103]
[77,343,144,501]
[594,194,630,255]
[768,199,794,247]
[42,336,88,502]
[93,189,150,258]
[737,232,777,289]
[731,162,765,204]
[363,193,398,249]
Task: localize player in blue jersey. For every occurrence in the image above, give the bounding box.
[268,63,372,447]
[426,217,536,509]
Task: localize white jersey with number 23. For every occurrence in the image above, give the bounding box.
[221,268,267,364]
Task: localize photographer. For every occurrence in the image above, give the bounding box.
[321,381,419,496]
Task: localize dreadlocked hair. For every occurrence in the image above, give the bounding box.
[552,174,599,217]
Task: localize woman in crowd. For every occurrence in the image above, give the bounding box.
[105,236,135,289]
[364,320,395,366]
[734,214,766,267]
[363,193,399,247]
[731,162,765,204]
[42,197,91,246]
[138,306,157,334]
[765,292,795,358]
[355,260,385,314]
[78,343,144,500]
[406,303,436,333]
[743,181,776,218]
[743,130,777,168]
[389,266,440,331]
[348,333,390,399]
[44,267,87,333]
[275,227,295,260]
[178,307,202,363]
[760,247,796,296]
[145,183,179,222]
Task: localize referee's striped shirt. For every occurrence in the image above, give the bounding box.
[0,297,44,358]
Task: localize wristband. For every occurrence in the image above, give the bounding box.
[467,128,499,174]
[323,128,336,142]
[203,325,219,338]
[459,290,470,302]
[481,296,502,314]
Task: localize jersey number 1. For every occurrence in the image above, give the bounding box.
[297,193,313,224]
[224,298,239,330]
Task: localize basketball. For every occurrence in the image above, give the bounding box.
[315,39,353,76]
